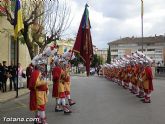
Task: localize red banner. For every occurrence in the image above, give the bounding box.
[73,4,93,76]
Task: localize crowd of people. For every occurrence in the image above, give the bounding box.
[99,51,154,104]
[0,61,25,92]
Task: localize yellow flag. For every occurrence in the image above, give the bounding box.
[14,0,24,40]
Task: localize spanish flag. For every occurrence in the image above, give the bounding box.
[14,0,24,39]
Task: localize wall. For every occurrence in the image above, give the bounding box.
[0,16,12,65]
[0,16,31,69]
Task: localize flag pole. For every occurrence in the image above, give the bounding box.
[141,0,144,53]
[16,37,19,98]
[14,0,24,98]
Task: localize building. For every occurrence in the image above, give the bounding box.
[0,0,43,68]
[93,45,108,64]
[0,0,32,67]
[108,36,165,63]
[96,48,108,64]
[0,15,31,68]
[93,45,97,54]
[56,39,75,55]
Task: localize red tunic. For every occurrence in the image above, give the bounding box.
[145,66,154,91]
[26,66,33,88]
[29,70,39,111]
[52,66,61,98]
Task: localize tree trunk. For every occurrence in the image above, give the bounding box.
[22,23,35,60]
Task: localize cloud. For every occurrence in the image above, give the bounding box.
[66,0,165,49]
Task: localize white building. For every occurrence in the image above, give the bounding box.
[108,36,165,63]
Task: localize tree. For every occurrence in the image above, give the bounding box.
[91,54,99,67]
[3,0,72,59]
[70,53,83,67]
[98,55,104,65]
[91,54,104,66]
[106,45,111,64]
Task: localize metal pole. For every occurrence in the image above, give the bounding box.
[16,38,19,98]
[141,0,144,53]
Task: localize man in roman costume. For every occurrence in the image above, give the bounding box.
[136,62,145,99]
[141,62,154,103]
[129,63,137,94]
[63,63,76,106]
[29,65,48,124]
[52,59,72,114]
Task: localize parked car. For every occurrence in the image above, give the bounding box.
[90,68,95,75]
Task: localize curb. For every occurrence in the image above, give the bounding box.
[0,89,29,104]
[0,82,53,104]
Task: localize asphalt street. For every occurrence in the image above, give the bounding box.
[0,76,165,124]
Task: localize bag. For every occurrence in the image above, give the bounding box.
[22,73,26,78]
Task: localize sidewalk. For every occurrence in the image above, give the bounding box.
[0,80,53,103]
[0,88,29,103]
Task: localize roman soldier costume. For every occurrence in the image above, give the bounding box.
[29,66,48,124]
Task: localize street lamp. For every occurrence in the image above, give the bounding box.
[141,0,144,53]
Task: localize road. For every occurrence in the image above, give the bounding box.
[0,76,165,124]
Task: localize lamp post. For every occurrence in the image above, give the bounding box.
[141,0,144,53]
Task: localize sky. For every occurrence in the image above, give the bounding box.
[64,0,165,49]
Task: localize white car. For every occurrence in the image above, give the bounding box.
[90,68,95,75]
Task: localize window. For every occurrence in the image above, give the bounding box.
[138,49,146,51]
[64,47,67,52]
[146,43,153,46]
[147,49,155,51]
[111,49,118,52]
[155,49,163,53]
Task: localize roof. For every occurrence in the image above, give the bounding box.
[108,35,165,45]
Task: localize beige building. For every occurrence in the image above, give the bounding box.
[93,45,108,64]
[0,16,31,68]
[0,0,41,68]
[0,17,75,68]
[108,36,165,63]
[56,39,75,55]
[96,48,108,64]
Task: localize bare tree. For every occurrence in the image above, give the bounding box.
[3,0,71,59]
[44,0,72,43]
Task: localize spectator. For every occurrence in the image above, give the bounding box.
[161,61,164,66]
[18,63,24,88]
[97,65,101,76]
[0,63,3,91]
[26,63,33,88]
[8,61,17,91]
[157,61,161,67]
[2,61,8,92]
[157,61,161,74]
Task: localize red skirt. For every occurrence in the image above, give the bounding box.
[52,83,58,98]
